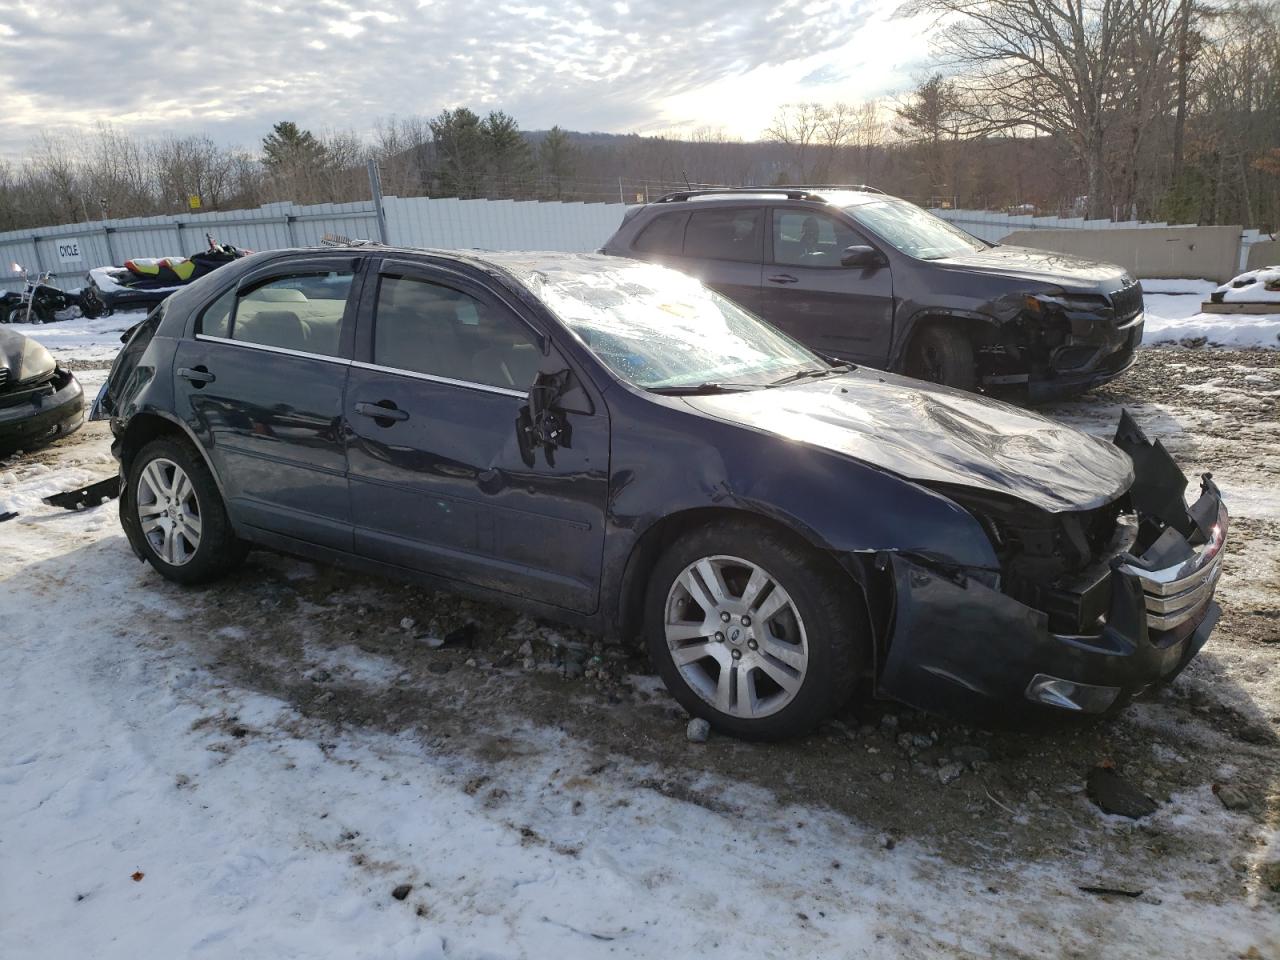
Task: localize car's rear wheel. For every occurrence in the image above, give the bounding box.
[905,324,976,391]
[127,437,247,584]
[644,520,867,740]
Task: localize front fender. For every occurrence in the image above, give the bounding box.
[605,391,999,570]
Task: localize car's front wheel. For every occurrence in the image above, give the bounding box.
[644,520,867,740]
[127,437,247,584]
[905,324,976,391]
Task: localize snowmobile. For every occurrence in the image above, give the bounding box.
[0,267,100,324]
[79,233,250,316]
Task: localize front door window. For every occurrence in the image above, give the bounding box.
[373,274,541,391]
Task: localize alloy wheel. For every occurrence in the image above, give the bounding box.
[136,457,202,565]
[663,554,809,719]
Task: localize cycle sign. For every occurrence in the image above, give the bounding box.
[56,239,84,264]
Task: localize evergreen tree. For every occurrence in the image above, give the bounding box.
[481,111,533,193]
[538,125,576,197]
[429,108,486,197]
[261,121,325,169]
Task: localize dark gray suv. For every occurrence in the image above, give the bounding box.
[602,188,1145,400]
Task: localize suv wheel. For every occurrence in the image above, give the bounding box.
[644,520,867,740]
[127,437,248,584]
[905,324,976,391]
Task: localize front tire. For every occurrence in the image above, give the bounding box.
[905,324,977,391]
[127,437,247,584]
[644,520,868,740]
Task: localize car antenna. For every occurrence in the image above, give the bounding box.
[682,170,692,190]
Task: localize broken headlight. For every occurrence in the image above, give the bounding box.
[1024,292,1111,318]
[14,337,56,385]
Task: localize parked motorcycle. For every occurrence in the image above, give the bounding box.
[80,233,250,316]
[0,267,101,324]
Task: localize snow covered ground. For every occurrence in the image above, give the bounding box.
[2,296,1278,959]
[1142,279,1280,349]
[16,313,145,363]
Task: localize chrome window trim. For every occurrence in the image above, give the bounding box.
[194,334,352,366]
[350,360,526,399]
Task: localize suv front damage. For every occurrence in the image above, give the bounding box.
[977,281,1146,402]
[878,411,1225,720]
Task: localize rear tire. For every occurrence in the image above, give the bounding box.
[905,324,977,391]
[127,437,248,585]
[644,519,868,740]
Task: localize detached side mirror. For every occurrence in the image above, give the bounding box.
[841,245,885,268]
[517,368,592,467]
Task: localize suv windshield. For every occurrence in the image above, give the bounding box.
[849,199,987,260]
[505,259,823,390]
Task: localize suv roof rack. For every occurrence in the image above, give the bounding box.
[653,184,884,203]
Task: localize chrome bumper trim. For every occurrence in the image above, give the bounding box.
[1118,501,1228,632]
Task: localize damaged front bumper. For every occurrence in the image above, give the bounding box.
[985,290,1145,401]
[877,418,1227,722]
[0,366,84,455]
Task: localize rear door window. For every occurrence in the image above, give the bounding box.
[219,270,354,357]
[683,208,763,263]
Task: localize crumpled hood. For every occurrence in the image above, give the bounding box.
[0,326,56,387]
[932,245,1131,290]
[683,368,1134,513]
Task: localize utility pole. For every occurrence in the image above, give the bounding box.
[367,159,389,244]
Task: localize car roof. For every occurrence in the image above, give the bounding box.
[250,246,658,292]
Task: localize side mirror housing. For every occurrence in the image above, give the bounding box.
[841,245,884,268]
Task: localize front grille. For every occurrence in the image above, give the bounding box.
[1109,282,1144,322]
[0,368,8,390]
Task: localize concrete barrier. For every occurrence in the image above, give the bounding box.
[1246,238,1279,271]
[1000,226,1243,282]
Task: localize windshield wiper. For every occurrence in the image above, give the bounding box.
[648,382,767,395]
[769,363,853,386]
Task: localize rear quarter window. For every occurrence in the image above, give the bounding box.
[198,286,235,338]
[633,212,688,256]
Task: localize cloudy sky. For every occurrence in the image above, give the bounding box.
[0,0,934,157]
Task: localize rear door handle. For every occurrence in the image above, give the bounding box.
[178,367,215,385]
[354,400,409,423]
[767,274,799,284]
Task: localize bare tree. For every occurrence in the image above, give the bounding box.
[764,103,826,181]
[904,0,1153,217]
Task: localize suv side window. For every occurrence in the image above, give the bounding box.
[683,208,763,263]
[772,211,862,267]
[204,270,354,356]
[633,212,688,255]
[374,274,542,391]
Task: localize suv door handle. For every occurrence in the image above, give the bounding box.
[354,400,409,423]
[767,274,799,284]
[178,366,215,386]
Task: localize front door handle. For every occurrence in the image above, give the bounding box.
[178,366,215,386]
[354,400,409,424]
[767,274,799,284]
